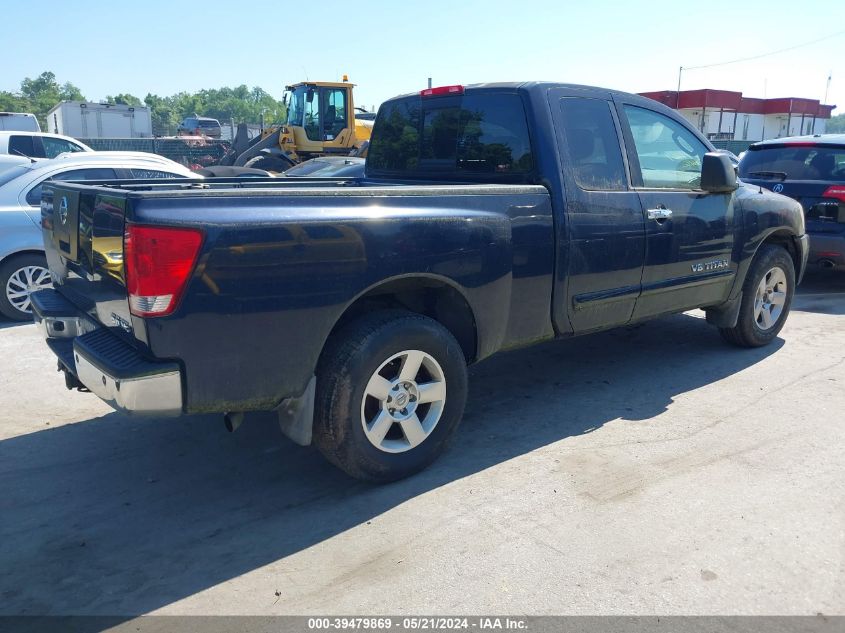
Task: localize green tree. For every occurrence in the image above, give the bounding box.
[144,93,177,136]
[827,113,845,133]
[106,93,143,107]
[6,70,286,136]
[0,90,31,114]
[18,71,85,129]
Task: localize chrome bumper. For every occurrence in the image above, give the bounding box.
[31,290,184,416]
[72,349,183,416]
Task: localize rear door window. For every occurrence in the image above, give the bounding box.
[559,98,627,191]
[25,167,117,206]
[8,135,40,158]
[368,92,534,179]
[128,168,185,179]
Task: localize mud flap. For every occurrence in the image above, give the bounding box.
[275,375,316,446]
[705,292,743,328]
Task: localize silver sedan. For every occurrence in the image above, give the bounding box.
[0,152,194,320]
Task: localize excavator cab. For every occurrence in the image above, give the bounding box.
[229,79,372,172]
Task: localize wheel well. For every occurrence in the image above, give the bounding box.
[761,231,800,275]
[0,249,46,267]
[328,278,478,363]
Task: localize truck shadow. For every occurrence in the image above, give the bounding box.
[0,312,784,616]
[0,318,29,330]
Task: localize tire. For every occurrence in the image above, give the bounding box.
[313,310,468,482]
[719,244,795,347]
[0,253,51,321]
[243,155,295,173]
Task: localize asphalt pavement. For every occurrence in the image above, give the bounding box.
[1,272,843,617]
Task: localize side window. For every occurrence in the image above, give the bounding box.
[623,105,708,190]
[128,168,185,179]
[323,89,347,139]
[42,137,85,158]
[304,88,321,142]
[559,98,627,191]
[25,168,117,206]
[8,135,39,158]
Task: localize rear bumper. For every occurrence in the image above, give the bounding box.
[806,231,845,270]
[31,289,184,416]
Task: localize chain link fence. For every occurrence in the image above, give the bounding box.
[710,140,755,155]
[80,137,233,169]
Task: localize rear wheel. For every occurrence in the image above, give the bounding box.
[313,311,468,482]
[719,244,795,347]
[0,254,51,321]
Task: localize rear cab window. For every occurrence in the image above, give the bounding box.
[367,89,534,181]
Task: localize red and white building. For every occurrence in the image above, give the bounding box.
[638,89,836,142]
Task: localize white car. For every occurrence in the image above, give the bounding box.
[0,152,195,320]
[0,132,93,175]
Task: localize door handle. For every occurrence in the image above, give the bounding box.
[647,208,673,221]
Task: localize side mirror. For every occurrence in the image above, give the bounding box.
[306,89,314,104]
[700,152,737,193]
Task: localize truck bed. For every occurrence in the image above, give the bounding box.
[40,177,555,414]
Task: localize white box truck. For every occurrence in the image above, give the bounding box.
[47,102,153,138]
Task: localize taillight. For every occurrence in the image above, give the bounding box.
[124,224,203,317]
[420,85,464,97]
[823,185,845,203]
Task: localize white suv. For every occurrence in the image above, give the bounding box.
[0,132,93,175]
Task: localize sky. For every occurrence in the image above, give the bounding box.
[3,0,844,115]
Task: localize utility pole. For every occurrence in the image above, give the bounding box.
[676,66,682,108]
[823,72,832,104]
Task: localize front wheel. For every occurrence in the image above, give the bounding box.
[0,253,52,321]
[313,311,468,482]
[720,244,795,347]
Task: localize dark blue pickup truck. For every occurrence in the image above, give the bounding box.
[33,82,808,481]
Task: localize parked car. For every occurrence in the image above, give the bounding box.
[0,112,40,132]
[714,148,740,167]
[0,152,194,320]
[0,131,94,176]
[33,82,807,482]
[281,156,365,178]
[0,132,92,160]
[177,116,222,138]
[738,134,845,270]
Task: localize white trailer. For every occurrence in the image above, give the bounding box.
[47,102,153,138]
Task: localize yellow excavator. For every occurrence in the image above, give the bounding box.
[221,77,373,172]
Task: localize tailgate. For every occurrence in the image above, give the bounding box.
[42,183,138,344]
